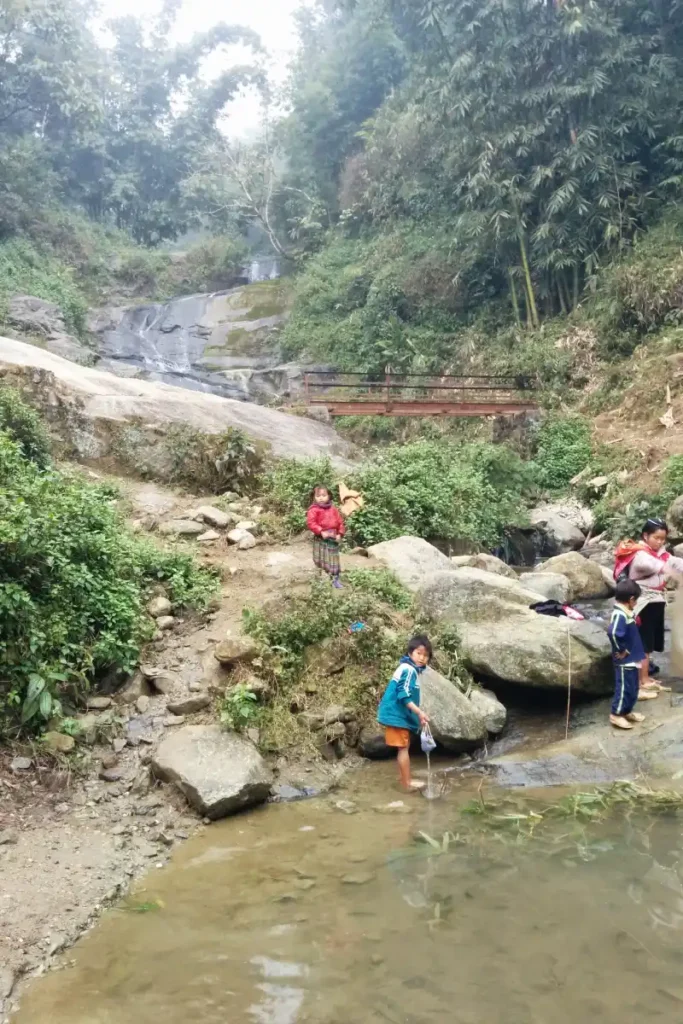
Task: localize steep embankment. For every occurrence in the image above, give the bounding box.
[0,338,350,465]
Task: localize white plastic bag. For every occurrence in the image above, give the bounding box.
[420,723,436,753]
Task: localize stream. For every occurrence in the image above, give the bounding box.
[13,758,683,1024]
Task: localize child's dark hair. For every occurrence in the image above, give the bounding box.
[310,483,331,501]
[642,517,668,538]
[407,634,433,660]
[615,579,641,604]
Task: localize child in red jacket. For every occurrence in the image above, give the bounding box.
[306,485,345,588]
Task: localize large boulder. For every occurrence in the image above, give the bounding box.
[529,508,585,557]
[359,666,506,759]
[416,568,612,693]
[152,725,272,819]
[418,567,543,623]
[368,536,454,591]
[450,553,516,579]
[667,495,683,541]
[536,551,610,601]
[519,571,572,604]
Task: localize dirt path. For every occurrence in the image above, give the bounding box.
[0,479,369,1020]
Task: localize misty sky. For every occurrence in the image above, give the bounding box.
[97,0,312,136]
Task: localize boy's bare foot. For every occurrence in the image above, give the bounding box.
[610,714,634,730]
[637,689,658,701]
[626,712,645,723]
[408,779,426,791]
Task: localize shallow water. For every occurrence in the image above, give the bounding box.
[13,762,683,1024]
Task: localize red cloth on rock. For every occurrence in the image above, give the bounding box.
[306,502,345,537]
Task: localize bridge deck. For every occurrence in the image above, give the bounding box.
[304,372,537,418]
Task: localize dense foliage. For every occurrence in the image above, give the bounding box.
[0,401,218,737]
[278,0,683,375]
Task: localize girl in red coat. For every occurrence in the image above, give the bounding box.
[306,484,345,588]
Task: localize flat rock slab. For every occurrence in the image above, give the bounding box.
[152,724,272,819]
[368,536,454,591]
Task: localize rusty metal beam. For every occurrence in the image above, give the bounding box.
[309,400,538,417]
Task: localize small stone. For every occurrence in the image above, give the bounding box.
[324,705,356,725]
[156,616,176,631]
[236,520,257,532]
[214,637,259,667]
[150,672,175,695]
[113,738,127,754]
[86,696,112,710]
[136,695,150,715]
[341,872,374,886]
[137,840,161,858]
[99,768,122,783]
[147,596,172,618]
[101,752,118,770]
[156,831,174,847]
[198,530,220,543]
[163,714,185,727]
[371,954,384,966]
[274,893,299,903]
[11,757,31,772]
[116,671,150,705]
[237,533,257,551]
[294,878,316,891]
[297,712,324,731]
[158,519,205,537]
[0,830,18,845]
[333,800,358,815]
[374,801,412,815]
[43,731,76,754]
[325,722,346,742]
[196,505,231,529]
[167,695,211,716]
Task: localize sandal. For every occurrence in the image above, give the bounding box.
[626,712,645,723]
[638,689,659,701]
[610,715,634,730]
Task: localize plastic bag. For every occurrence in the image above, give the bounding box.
[420,723,436,753]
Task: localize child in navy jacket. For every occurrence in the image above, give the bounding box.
[608,579,649,730]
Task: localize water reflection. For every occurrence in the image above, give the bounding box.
[12,768,683,1024]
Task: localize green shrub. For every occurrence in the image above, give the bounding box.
[660,455,683,508]
[0,385,51,467]
[0,237,88,335]
[163,425,265,495]
[263,456,337,533]
[220,684,261,732]
[179,235,248,293]
[532,416,593,492]
[348,439,531,548]
[0,425,218,737]
[343,568,412,610]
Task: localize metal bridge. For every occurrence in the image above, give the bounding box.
[303,371,538,417]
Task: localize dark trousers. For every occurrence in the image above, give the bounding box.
[611,664,639,717]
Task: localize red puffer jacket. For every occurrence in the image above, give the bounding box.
[306,502,345,537]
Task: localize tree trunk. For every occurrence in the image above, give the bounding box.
[518,229,540,328]
[508,269,522,330]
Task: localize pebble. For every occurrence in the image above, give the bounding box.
[163,714,185,727]
[167,695,210,716]
[156,616,176,631]
[274,893,299,903]
[341,872,375,886]
[198,530,220,543]
[100,753,118,771]
[0,830,18,846]
[99,769,123,783]
[112,738,127,754]
[136,696,150,715]
[11,757,32,772]
[86,696,113,710]
[294,878,317,891]
[333,800,358,815]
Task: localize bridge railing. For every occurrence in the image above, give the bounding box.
[303,371,537,408]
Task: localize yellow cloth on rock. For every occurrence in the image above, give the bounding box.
[338,482,363,517]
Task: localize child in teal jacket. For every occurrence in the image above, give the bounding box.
[377,635,432,791]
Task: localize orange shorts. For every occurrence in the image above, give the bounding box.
[384,727,411,748]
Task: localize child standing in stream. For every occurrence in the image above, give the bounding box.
[306,484,345,588]
[608,580,648,730]
[378,635,432,791]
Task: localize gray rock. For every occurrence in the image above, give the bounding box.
[368,536,454,591]
[416,567,611,693]
[152,724,272,819]
[43,731,76,754]
[667,494,683,540]
[86,695,113,710]
[159,520,205,537]
[341,872,374,885]
[325,721,346,742]
[214,637,259,667]
[0,831,18,845]
[167,695,211,716]
[150,671,175,695]
[529,508,586,556]
[537,552,611,601]
[323,705,356,725]
[198,529,221,542]
[298,712,324,731]
[99,768,123,783]
[156,615,176,631]
[116,670,150,704]
[450,553,517,579]
[196,505,231,529]
[163,714,185,727]
[113,738,127,754]
[420,667,507,752]
[147,596,172,618]
[236,519,257,532]
[334,800,358,815]
[519,571,572,604]
[10,757,32,771]
[237,532,257,551]
[136,695,150,715]
[358,727,392,759]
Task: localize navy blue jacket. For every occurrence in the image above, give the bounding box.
[608,604,645,666]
